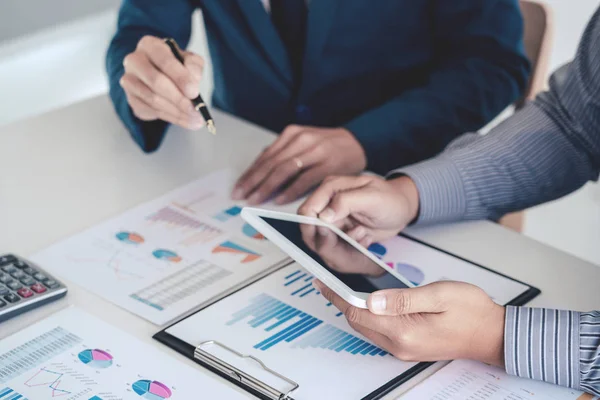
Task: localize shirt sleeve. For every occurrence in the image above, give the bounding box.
[389,7,600,224]
[504,307,600,396]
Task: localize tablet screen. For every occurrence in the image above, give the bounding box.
[261,217,410,293]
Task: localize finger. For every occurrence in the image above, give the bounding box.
[315,281,398,334]
[183,50,204,83]
[298,176,372,219]
[126,92,203,130]
[274,164,329,204]
[137,36,200,99]
[125,93,157,121]
[258,124,305,162]
[120,74,204,129]
[124,51,194,116]
[324,187,382,225]
[236,136,319,203]
[368,284,449,316]
[234,138,296,196]
[345,225,368,243]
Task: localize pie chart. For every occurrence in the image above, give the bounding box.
[152,249,182,263]
[77,349,113,369]
[368,243,387,259]
[116,231,145,245]
[242,223,266,240]
[132,380,172,399]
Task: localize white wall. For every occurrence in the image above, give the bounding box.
[0,0,120,41]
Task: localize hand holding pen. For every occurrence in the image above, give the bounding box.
[119,35,216,134]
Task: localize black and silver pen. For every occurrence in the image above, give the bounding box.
[164,38,216,135]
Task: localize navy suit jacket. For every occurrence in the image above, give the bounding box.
[107,0,530,174]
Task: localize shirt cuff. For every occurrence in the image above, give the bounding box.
[387,156,467,224]
[504,306,581,390]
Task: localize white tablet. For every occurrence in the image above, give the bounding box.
[241,207,415,308]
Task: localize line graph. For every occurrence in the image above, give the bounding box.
[24,367,71,397]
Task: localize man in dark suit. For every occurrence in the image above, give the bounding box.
[107,0,530,205]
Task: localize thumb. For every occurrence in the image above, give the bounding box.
[367,285,447,316]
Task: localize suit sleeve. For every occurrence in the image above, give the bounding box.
[345,0,530,174]
[106,0,196,152]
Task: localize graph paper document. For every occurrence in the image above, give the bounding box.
[0,307,247,400]
[402,359,595,400]
[32,169,299,325]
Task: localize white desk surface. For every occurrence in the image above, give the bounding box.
[1,95,598,399]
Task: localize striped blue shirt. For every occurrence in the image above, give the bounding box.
[392,6,600,397]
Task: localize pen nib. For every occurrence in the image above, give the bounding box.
[207,120,217,135]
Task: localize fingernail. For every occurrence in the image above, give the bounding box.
[370,294,387,313]
[186,83,199,98]
[274,196,286,205]
[248,193,261,205]
[319,208,335,223]
[232,188,244,200]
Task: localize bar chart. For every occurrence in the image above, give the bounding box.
[0,327,81,383]
[283,269,343,317]
[0,387,28,400]
[226,293,387,356]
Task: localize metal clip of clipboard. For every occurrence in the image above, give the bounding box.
[195,341,299,400]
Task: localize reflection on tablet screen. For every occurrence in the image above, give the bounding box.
[261,217,409,294]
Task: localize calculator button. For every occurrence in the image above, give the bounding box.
[20,276,36,286]
[0,299,6,308]
[17,288,34,298]
[23,267,37,275]
[33,273,46,281]
[4,293,20,303]
[7,280,22,291]
[0,255,16,266]
[43,279,60,289]
[31,283,47,294]
[11,270,25,279]
[0,274,10,284]
[13,260,29,269]
[1,265,16,274]
[0,286,9,296]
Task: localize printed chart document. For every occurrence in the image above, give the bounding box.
[0,307,247,400]
[32,169,299,325]
[160,237,536,399]
[369,236,531,304]
[164,264,419,400]
[402,359,595,400]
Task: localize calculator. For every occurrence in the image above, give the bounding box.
[0,254,67,322]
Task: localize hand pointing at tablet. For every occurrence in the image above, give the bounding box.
[298,175,420,247]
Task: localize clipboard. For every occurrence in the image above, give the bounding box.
[154,233,540,400]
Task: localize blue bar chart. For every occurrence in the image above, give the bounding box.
[284,269,343,317]
[0,387,28,400]
[226,294,387,356]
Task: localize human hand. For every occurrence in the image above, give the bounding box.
[298,175,420,247]
[232,126,367,205]
[120,36,205,129]
[314,280,506,366]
